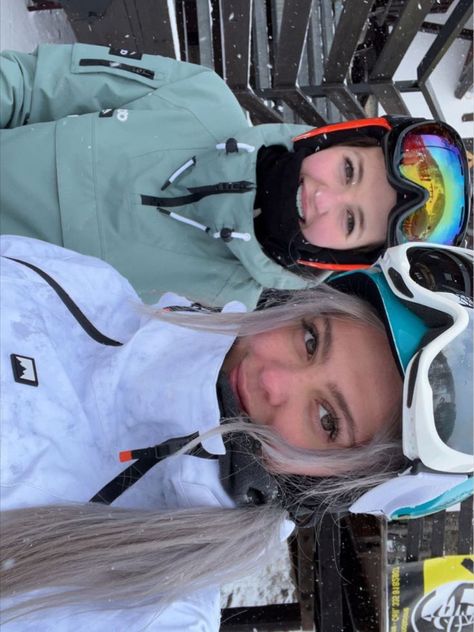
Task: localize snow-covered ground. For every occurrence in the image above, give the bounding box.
[220,542,297,609]
[393,16,473,140]
[0,0,75,51]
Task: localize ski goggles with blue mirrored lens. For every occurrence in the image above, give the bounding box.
[378,243,473,474]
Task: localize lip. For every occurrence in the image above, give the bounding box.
[228,362,250,416]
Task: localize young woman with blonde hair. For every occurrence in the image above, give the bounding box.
[1,235,404,630]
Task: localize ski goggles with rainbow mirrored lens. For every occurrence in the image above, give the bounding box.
[378,243,473,474]
[384,121,470,249]
[293,117,470,258]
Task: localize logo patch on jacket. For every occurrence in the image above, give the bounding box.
[99,108,115,118]
[109,47,143,60]
[10,354,38,386]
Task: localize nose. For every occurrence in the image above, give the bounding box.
[312,186,346,218]
[259,364,296,408]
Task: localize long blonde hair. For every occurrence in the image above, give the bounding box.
[1,285,403,620]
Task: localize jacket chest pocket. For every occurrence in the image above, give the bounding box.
[71,43,163,90]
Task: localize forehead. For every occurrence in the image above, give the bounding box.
[329,317,392,367]
[328,317,402,442]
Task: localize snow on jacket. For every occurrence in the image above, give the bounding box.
[0,43,317,309]
[0,235,246,631]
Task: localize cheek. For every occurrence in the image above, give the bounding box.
[301,217,344,249]
[246,331,279,359]
[301,153,332,180]
[267,410,321,452]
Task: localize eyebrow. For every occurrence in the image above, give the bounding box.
[320,317,332,364]
[320,318,357,445]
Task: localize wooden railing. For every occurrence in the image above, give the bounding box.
[62,0,473,132]
[220,497,474,631]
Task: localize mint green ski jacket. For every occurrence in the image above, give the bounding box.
[0,43,317,307]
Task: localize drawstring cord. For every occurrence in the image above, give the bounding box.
[160,138,255,191]
[157,208,251,242]
[215,141,255,153]
[151,138,255,242]
[161,156,196,191]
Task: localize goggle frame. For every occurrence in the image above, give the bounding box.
[378,243,473,473]
[384,121,470,248]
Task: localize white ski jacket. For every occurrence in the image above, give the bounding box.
[0,235,246,631]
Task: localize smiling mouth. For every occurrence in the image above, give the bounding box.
[296,182,305,223]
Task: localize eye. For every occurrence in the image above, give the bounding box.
[303,321,318,357]
[344,158,354,184]
[319,403,339,441]
[346,210,355,236]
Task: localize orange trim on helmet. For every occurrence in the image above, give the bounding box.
[297,259,372,271]
[292,117,392,143]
